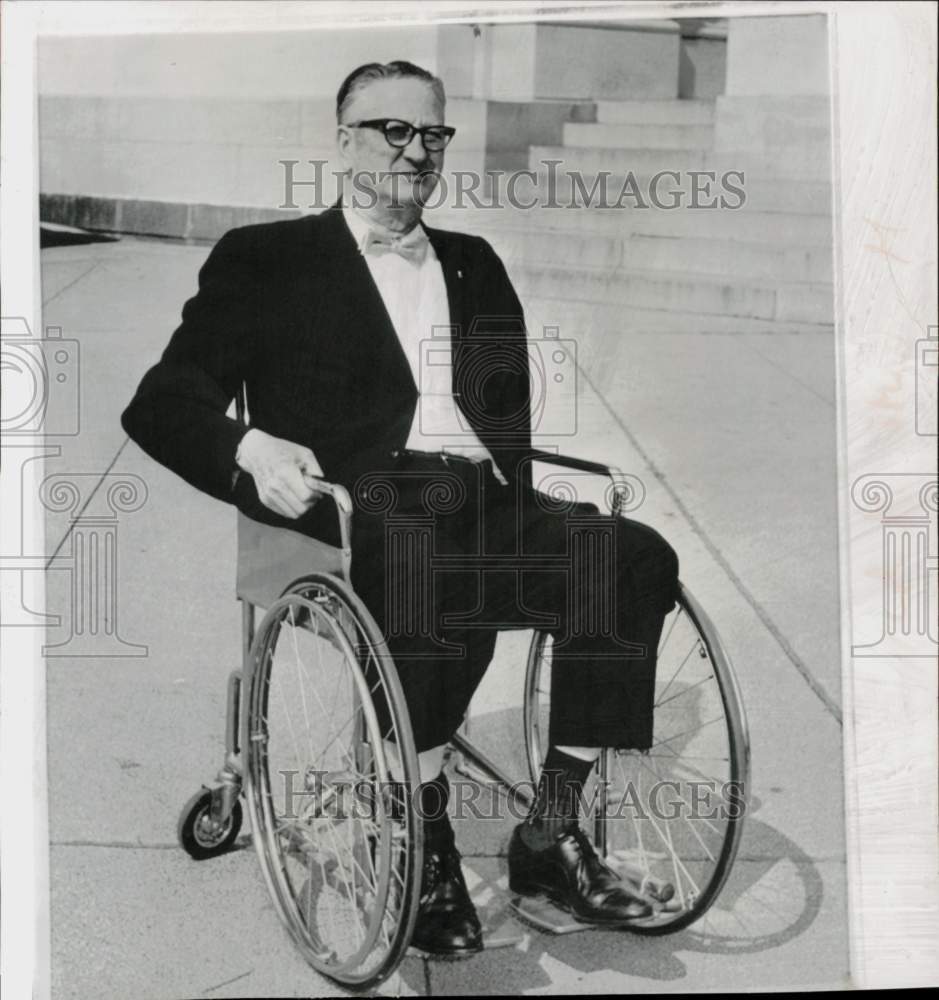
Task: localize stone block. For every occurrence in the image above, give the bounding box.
[713,95,831,154]
[38,94,105,138]
[156,97,302,145]
[118,198,189,238]
[725,14,829,97]
[679,36,727,99]
[596,99,714,125]
[186,203,300,241]
[529,144,710,176]
[563,121,714,150]
[247,147,340,210]
[39,193,120,233]
[485,22,680,101]
[538,22,680,100]
[299,98,342,145]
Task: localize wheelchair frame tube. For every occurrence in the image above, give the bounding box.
[225,669,242,759]
[241,598,255,670]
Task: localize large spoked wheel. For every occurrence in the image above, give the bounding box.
[524,583,749,934]
[244,572,422,990]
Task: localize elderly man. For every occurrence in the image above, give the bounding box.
[122,60,679,955]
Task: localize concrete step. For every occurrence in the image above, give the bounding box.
[521,157,832,213]
[429,203,833,246]
[530,144,709,176]
[708,148,831,183]
[595,99,715,125]
[530,145,831,183]
[506,262,834,324]
[714,95,832,154]
[563,121,714,150]
[523,296,834,338]
[472,227,832,283]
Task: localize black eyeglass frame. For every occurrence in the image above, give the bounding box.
[347,118,456,151]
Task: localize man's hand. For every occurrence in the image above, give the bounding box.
[236,428,324,519]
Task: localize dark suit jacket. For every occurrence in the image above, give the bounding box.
[121,205,534,539]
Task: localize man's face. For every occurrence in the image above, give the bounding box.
[337,77,446,212]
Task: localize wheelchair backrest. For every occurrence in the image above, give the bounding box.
[236,512,343,609]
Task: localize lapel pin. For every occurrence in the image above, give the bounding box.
[457,269,463,279]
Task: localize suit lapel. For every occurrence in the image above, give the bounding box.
[424,224,468,334]
[311,206,417,395]
[424,225,470,420]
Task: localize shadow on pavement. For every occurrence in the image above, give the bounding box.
[40,225,119,248]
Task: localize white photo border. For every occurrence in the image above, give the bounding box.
[1,1,936,995]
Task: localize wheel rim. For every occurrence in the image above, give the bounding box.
[524,583,749,932]
[191,804,233,849]
[244,576,420,986]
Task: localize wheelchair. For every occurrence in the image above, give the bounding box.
[177,446,750,991]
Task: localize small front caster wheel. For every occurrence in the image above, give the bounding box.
[178,789,243,860]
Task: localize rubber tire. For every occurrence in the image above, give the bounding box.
[178,788,243,860]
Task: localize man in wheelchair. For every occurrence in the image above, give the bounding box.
[122,60,680,956]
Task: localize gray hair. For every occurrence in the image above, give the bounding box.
[336,60,446,123]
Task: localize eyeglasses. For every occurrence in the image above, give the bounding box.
[348,118,456,152]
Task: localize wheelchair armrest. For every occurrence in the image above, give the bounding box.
[528,449,619,478]
[527,450,644,516]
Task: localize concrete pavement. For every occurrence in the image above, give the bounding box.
[40,233,848,997]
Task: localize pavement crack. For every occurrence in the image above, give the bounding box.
[740,337,835,407]
[203,969,253,994]
[576,361,843,725]
[45,436,130,569]
[52,838,179,850]
[42,259,102,307]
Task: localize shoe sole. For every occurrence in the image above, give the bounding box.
[509,879,652,927]
[407,942,484,960]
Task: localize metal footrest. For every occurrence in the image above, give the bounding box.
[508,895,595,935]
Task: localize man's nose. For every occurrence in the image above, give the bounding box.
[402,130,427,163]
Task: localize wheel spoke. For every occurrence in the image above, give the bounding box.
[658,604,683,657]
[655,639,700,707]
[655,672,714,709]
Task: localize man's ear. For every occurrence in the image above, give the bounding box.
[336,125,354,171]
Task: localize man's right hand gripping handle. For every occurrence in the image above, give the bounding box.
[235,428,324,520]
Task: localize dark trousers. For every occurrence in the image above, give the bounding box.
[343,454,680,754]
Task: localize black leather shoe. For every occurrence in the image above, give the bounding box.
[508,822,653,925]
[410,841,483,956]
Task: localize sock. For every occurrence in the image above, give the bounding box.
[383,741,447,783]
[418,771,453,850]
[555,745,601,763]
[418,745,447,784]
[520,746,596,852]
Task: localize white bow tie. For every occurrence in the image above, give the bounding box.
[361,227,429,266]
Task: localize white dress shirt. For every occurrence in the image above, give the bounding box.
[342,206,504,476]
